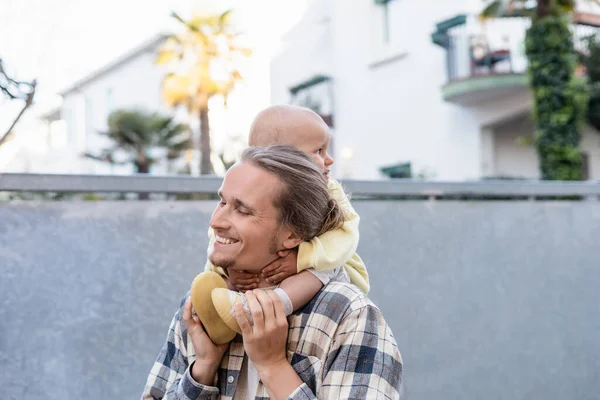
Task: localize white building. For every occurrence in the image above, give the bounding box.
[271,0,600,180]
[0,36,171,175]
[58,35,174,175]
[0,100,69,174]
[2,32,269,176]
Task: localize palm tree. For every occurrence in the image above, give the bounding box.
[84,109,188,198]
[481,0,600,180]
[156,9,252,175]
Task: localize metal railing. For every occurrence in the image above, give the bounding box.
[442,15,600,82]
[1,173,599,200]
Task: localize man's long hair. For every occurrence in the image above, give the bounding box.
[241,145,345,241]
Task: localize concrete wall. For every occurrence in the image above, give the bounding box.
[1,200,599,399]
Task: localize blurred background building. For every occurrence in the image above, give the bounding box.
[1,0,599,180]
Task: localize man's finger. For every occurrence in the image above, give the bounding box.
[245,291,264,332]
[254,290,276,322]
[265,290,286,320]
[183,297,192,323]
[234,303,253,336]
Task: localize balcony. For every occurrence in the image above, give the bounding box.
[432,13,600,106]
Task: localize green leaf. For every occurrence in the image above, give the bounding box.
[480,0,505,19]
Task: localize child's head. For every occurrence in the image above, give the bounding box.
[248,105,334,179]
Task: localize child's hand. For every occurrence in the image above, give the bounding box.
[228,268,260,291]
[261,248,298,285]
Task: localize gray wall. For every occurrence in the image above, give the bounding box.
[1,200,599,399]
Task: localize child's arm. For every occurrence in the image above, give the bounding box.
[276,267,350,313]
[277,271,324,312]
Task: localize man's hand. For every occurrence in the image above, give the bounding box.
[228,268,260,291]
[261,248,298,285]
[234,290,289,370]
[182,298,229,385]
[235,290,303,399]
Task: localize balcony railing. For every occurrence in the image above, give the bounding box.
[433,14,600,83]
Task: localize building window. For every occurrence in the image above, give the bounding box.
[371,0,406,65]
[375,0,395,43]
[288,75,334,128]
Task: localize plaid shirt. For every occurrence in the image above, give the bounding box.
[141,282,403,399]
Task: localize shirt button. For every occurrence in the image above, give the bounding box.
[227,376,234,384]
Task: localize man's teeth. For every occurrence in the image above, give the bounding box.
[216,235,237,245]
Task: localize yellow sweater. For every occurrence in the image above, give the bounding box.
[204,178,370,294]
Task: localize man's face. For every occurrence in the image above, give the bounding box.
[208,162,295,271]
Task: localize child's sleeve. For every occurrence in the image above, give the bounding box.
[343,252,370,294]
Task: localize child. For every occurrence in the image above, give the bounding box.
[193,105,369,342]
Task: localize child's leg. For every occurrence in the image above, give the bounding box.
[276,270,324,314]
[190,271,237,344]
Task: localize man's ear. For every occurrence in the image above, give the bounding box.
[282,230,303,250]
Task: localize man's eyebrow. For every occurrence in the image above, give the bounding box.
[233,198,255,212]
[218,191,255,212]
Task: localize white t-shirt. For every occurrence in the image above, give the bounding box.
[232,356,260,400]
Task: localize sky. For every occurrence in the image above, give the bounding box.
[0,0,307,129]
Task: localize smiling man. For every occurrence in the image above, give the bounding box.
[142,145,403,399]
[209,161,289,272]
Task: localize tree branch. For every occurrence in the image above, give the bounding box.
[0,79,37,147]
[0,58,35,100]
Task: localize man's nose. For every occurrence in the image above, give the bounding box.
[210,206,230,230]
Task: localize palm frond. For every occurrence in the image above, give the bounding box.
[83,150,130,166]
[480,0,536,19]
[219,9,234,29]
[93,109,190,169]
[83,151,113,163]
[171,11,200,34]
[480,0,507,19]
